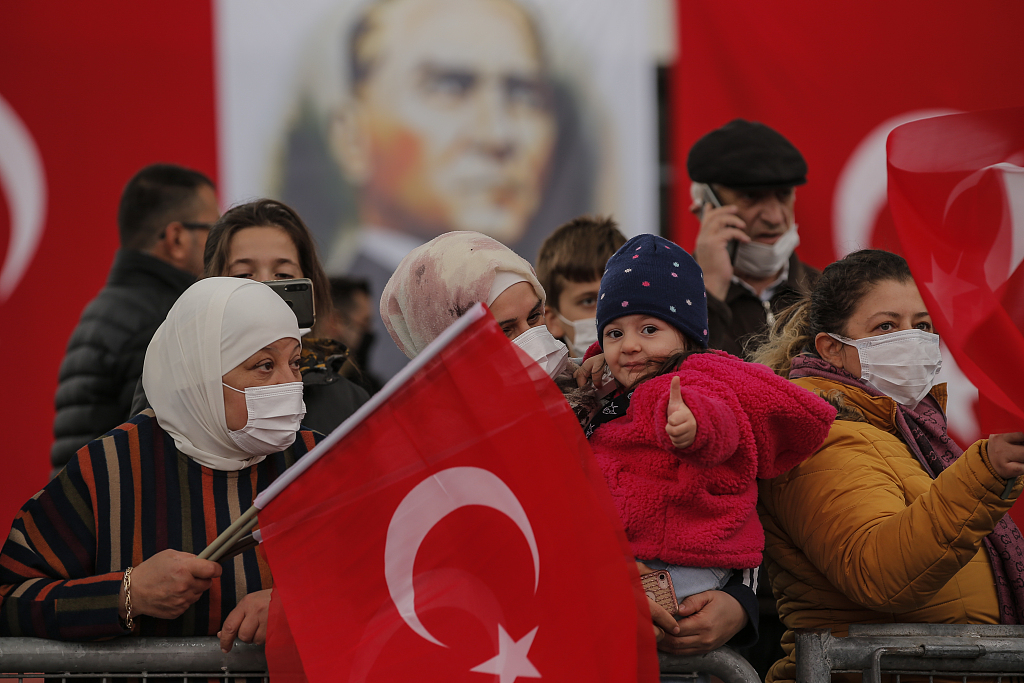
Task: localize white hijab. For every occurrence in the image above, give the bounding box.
[143,277,301,470]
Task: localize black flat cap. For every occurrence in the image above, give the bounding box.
[687,119,807,189]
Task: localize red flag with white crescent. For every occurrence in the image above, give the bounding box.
[887,106,1024,433]
[670,0,1024,448]
[255,304,658,683]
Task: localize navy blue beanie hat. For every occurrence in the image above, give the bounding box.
[596,234,709,349]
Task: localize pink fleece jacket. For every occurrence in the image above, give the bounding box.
[588,350,835,569]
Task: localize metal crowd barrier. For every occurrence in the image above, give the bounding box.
[0,637,267,681]
[661,647,762,682]
[0,638,761,683]
[795,623,1024,683]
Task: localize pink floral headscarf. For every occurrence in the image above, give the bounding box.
[381,232,544,359]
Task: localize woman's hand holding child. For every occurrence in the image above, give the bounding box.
[575,353,607,388]
[666,377,696,449]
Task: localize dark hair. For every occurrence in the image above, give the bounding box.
[346,2,381,93]
[329,276,371,318]
[204,199,332,335]
[117,164,214,250]
[751,249,913,377]
[536,215,627,311]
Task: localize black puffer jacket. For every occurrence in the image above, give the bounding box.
[51,250,195,470]
[297,337,370,435]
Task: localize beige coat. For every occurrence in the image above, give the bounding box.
[757,376,1021,683]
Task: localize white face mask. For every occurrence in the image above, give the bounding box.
[828,329,942,409]
[512,325,570,379]
[223,381,307,456]
[555,311,598,357]
[733,224,800,278]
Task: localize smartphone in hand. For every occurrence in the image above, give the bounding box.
[641,570,679,616]
[264,278,315,329]
[700,184,739,263]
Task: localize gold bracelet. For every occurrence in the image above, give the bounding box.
[122,566,135,630]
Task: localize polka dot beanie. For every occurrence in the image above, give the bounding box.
[596,233,708,349]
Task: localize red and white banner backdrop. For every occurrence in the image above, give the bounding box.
[671,0,1024,450]
[0,1,655,531]
[0,3,219,528]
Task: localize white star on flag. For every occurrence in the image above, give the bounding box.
[923,254,980,326]
[470,625,542,683]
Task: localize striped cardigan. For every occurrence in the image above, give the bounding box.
[0,410,320,639]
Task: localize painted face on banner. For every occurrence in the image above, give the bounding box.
[340,0,557,244]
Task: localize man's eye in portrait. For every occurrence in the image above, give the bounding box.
[504,76,547,110]
[420,66,477,102]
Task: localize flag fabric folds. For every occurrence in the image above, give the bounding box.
[255,303,658,683]
[887,107,1024,433]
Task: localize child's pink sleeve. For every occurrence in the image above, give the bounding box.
[685,354,836,478]
[627,353,836,474]
[748,376,837,479]
[630,373,742,467]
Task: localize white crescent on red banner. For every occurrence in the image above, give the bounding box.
[832,109,956,258]
[0,92,46,302]
[672,0,1024,450]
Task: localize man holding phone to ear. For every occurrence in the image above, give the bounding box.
[687,119,820,358]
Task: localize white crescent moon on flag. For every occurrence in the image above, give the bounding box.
[0,93,47,302]
[384,466,540,648]
[943,162,1024,290]
[832,109,956,259]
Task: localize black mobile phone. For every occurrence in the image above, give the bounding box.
[701,184,738,263]
[264,278,315,328]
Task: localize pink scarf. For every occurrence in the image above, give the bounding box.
[790,355,1024,624]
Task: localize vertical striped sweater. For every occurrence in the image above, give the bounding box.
[0,410,320,639]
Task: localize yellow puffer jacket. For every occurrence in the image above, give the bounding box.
[757,376,1022,683]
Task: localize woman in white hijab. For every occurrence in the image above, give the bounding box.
[145,276,308,470]
[0,278,318,650]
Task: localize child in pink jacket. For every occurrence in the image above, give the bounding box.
[584,234,835,604]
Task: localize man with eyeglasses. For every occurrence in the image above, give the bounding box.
[51,163,219,474]
[687,119,820,358]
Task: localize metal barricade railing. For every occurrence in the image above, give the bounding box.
[0,637,267,681]
[795,624,1024,683]
[660,647,762,683]
[0,637,760,683]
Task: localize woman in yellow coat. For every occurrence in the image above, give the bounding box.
[751,249,1024,683]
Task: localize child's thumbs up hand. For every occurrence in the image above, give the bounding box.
[666,377,696,449]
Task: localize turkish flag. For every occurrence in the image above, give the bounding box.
[670,0,1024,270]
[254,304,658,683]
[0,1,218,531]
[265,589,308,682]
[887,107,1024,434]
[670,0,1024,447]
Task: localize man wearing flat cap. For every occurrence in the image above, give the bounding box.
[687,119,820,357]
